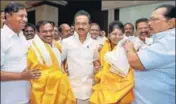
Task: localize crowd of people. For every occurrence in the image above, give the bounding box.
[0,2,175,104]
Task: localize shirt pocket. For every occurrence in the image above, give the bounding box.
[82,46,94,61]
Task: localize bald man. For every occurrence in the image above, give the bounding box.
[59,23,71,40]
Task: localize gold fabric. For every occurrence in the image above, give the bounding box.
[90,40,134,104]
[27,41,76,104]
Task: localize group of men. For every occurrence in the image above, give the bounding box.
[1,2,175,104]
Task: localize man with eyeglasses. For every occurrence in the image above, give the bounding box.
[123,4,175,104]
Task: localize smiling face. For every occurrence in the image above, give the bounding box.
[124,24,134,36]
[75,15,90,37]
[89,24,100,39]
[6,8,27,32]
[148,7,173,34]
[136,21,150,41]
[109,28,124,45]
[24,26,35,40]
[37,23,54,45]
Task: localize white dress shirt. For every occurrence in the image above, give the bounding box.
[1,25,30,104]
[61,32,99,100]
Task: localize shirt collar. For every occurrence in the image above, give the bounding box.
[152,28,175,41]
[73,31,91,42]
[3,25,23,38]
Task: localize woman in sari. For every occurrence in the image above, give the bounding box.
[90,21,134,104]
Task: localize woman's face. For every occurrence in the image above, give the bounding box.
[109,28,124,45]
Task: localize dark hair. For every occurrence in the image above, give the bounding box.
[4,2,25,16]
[49,21,55,27]
[124,23,134,30]
[74,10,91,24]
[24,23,35,31]
[155,4,176,19]
[108,21,124,33]
[135,18,148,29]
[36,20,54,32]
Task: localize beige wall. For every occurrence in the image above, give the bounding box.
[119,1,175,26]
[35,5,58,25]
[108,9,114,26]
[1,1,59,26]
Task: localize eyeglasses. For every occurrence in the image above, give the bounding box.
[148,17,167,22]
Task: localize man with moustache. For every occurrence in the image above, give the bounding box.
[1,2,40,104]
[89,23,107,52]
[135,18,153,46]
[28,20,75,104]
[123,4,175,104]
[124,23,135,37]
[59,23,71,41]
[89,23,105,45]
[23,23,36,41]
[61,10,101,104]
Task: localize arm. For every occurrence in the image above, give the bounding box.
[93,43,102,72]
[123,40,144,71]
[1,69,41,81]
[1,47,41,81]
[61,41,68,74]
[1,71,22,81]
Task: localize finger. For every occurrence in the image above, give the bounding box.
[32,76,40,79]
[33,73,41,76]
[31,69,40,72]
[31,74,41,79]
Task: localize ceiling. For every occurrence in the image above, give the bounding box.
[0,1,67,10]
[101,0,170,10]
[1,0,172,11]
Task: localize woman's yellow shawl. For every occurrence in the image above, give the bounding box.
[90,39,134,104]
[27,41,76,104]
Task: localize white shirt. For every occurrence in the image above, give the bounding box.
[1,25,30,104]
[96,36,106,45]
[61,32,99,100]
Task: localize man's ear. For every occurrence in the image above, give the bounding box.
[168,18,176,29]
[5,13,12,21]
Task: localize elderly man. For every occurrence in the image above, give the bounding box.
[89,23,107,52]
[1,3,40,104]
[61,10,101,104]
[124,23,135,37]
[123,4,175,104]
[59,23,71,40]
